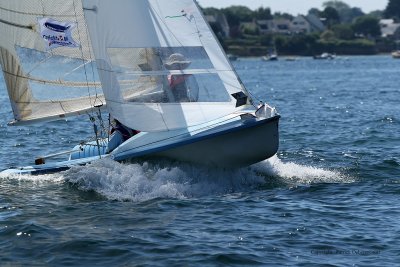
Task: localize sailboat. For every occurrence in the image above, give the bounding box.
[262,47,278,61]
[0,0,280,175]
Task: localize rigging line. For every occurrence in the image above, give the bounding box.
[26,53,54,76]
[82,14,102,106]
[58,99,68,115]
[76,1,102,108]
[79,0,101,106]
[63,60,92,78]
[88,113,102,159]
[72,0,94,110]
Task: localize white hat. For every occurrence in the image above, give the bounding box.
[164,53,191,70]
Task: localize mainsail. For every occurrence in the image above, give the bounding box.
[83,0,251,132]
[0,0,104,125]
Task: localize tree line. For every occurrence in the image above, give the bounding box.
[202,0,400,56]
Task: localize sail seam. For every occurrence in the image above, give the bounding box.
[96,67,234,75]
[2,69,101,87]
[0,5,75,17]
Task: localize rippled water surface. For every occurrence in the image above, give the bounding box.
[1,56,399,266]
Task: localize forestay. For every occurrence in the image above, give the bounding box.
[83,0,251,132]
[0,0,104,125]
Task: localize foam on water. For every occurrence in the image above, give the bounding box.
[0,155,352,202]
[62,158,267,201]
[252,155,354,185]
[57,155,352,201]
[0,172,64,184]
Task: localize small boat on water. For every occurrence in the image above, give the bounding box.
[313,53,336,60]
[0,0,280,175]
[262,48,278,61]
[392,51,400,59]
[262,54,278,61]
[262,52,278,61]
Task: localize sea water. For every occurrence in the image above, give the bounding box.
[0,56,399,266]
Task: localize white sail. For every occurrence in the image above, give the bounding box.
[83,0,250,132]
[0,0,104,125]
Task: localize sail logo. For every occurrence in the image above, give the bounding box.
[44,22,71,32]
[38,18,78,49]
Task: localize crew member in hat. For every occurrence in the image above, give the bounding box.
[164,53,199,102]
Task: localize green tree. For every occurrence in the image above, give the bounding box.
[254,7,272,20]
[274,34,318,55]
[321,7,340,27]
[308,8,321,17]
[331,24,354,40]
[323,1,365,23]
[339,7,365,23]
[240,23,259,35]
[259,34,274,46]
[384,0,400,19]
[223,5,253,27]
[202,7,220,16]
[273,12,294,20]
[323,0,350,11]
[321,30,336,41]
[352,16,381,37]
[368,10,383,18]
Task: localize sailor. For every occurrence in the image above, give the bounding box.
[164,53,199,102]
[107,119,139,153]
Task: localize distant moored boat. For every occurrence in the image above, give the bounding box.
[392,51,400,59]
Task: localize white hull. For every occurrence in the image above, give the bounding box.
[1,113,280,175]
[112,114,280,167]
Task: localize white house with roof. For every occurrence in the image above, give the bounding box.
[291,15,325,34]
[255,19,291,35]
[380,19,400,39]
[255,15,325,35]
[256,20,274,35]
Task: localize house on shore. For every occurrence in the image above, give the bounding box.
[291,14,325,34]
[380,19,400,40]
[253,19,291,35]
[254,15,325,35]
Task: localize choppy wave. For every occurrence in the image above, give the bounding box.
[0,155,352,202]
[252,155,353,185]
[57,156,351,201]
[0,172,64,183]
[62,158,266,201]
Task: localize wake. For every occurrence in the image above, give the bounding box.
[252,155,353,185]
[1,156,353,201]
[61,155,353,201]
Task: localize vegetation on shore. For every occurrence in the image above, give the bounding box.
[202,0,400,56]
